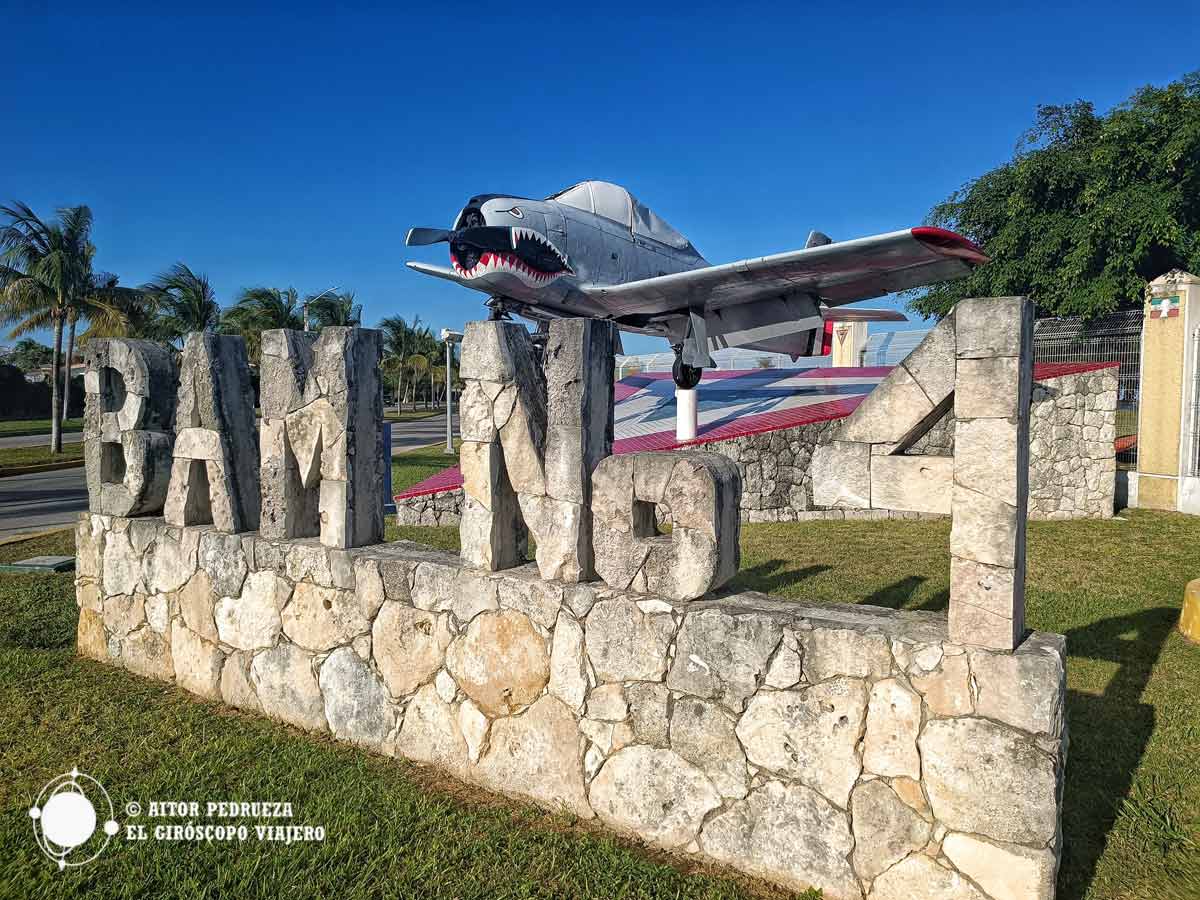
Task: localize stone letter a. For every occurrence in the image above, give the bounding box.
[165,332,260,532]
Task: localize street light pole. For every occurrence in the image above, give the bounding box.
[441,329,463,455]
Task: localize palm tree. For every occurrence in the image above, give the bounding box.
[141,262,220,345]
[221,287,304,363]
[431,364,447,407]
[379,314,421,413]
[407,352,430,409]
[0,203,93,452]
[78,274,159,342]
[61,270,148,420]
[307,290,361,328]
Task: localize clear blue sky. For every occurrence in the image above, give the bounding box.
[3,2,1196,354]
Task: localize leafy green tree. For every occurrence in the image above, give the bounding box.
[221,286,304,363]
[4,337,52,371]
[0,203,93,451]
[908,71,1200,319]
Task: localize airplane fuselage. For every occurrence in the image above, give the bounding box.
[433,189,708,333]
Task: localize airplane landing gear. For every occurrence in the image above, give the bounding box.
[672,347,703,390]
[486,296,514,321]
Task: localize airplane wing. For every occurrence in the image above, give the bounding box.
[580,227,986,318]
[405,261,485,289]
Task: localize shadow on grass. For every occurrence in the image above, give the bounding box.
[1057,606,1177,900]
[862,575,948,613]
[726,559,830,595]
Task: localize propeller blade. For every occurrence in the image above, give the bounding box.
[406,227,452,246]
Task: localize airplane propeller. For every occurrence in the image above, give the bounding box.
[405,226,526,252]
[406,228,453,246]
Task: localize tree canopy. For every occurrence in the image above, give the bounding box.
[3,337,52,371]
[907,71,1200,319]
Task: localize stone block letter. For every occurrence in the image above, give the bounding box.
[83,339,177,516]
[165,332,261,532]
[259,326,384,549]
[458,318,617,581]
[591,450,741,600]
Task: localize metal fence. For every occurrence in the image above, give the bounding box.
[1033,309,1142,469]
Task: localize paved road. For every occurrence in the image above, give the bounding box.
[0,416,460,541]
[0,466,87,540]
[390,414,458,453]
[0,431,84,448]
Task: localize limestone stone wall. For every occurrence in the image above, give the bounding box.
[394,366,1116,526]
[76,513,1067,900]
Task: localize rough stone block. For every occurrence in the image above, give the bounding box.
[584,596,673,682]
[737,678,868,807]
[838,364,935,444]
[589,746,721,849]
[668,697,747,799]
[445,609,549,716]
[849,780,931,881]
[968,635,1065,734]
[318,646,395,749]
[942,832,1057,900]
[869,454,952,514]
[955,296,1032,359]
[862,678,921,778]
[955,357,1022,418]
[700,781,857,899]
[666,607,782,711]
[899,312,956,406]
[954,417,1020,505]
[919,717,1060,844]
[592,451,740,601]
[811,440,871,509]
[950,484,1020,568]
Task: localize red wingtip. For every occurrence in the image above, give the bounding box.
[911,227,989,264]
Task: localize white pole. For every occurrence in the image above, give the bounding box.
[440,329,462,455]
[676,387,698,441]
[444,338,454,454]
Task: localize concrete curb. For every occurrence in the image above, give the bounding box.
[0,524,75,547]
[0,460,85,478]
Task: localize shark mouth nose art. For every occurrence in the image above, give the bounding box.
[450,226,572,287]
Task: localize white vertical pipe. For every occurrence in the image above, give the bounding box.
[676,387,698,441]
[444,338,455,455]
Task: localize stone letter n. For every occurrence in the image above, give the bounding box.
[165,332,260,532]
[258,326,385,549]
[458,318,617,581]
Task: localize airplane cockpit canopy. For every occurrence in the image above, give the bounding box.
[547,181,702,257]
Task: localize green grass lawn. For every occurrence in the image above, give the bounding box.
[0,417,84,437]
[0,441,84,475]
[390,440,460,495]
[2,511,1198,899]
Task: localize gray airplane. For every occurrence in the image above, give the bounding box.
[406,180,987,388]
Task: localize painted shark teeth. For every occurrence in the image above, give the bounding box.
[450,250,563,287]
[510,227,572,271]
